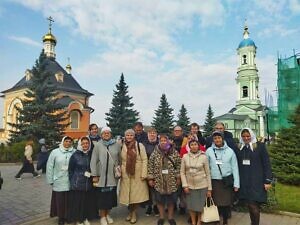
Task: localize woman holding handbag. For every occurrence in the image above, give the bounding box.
[180,139,212,225]
[236,128,272,225]
[206,131,239,225]
[90,127,121,225]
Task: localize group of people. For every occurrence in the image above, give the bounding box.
[44,121,272,225]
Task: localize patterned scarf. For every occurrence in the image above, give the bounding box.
[125,140,137,176]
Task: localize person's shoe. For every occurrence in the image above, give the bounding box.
[126,212,132,221]
[157,219,164,225]
[33,174,41,178]
[130,211,137,224]
[106,215,114,224]
[145,205,152,216]
[58,218,65,225]
[179,206,186,215]
[100,217,108,225]
[168,219,176,225]
[15,176,22,180]
[153,205,159,216]
[83,219,90,225]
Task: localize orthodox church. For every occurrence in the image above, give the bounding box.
[215,24,266,138]
[0,18,93,143]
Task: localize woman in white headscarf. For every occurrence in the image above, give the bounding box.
[46,136,75,225]
[236,128,272,225]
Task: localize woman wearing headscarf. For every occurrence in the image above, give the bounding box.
[15,139,40,179]
[236,128,272,225]
[181,139,212,225]
[206,131,239,225]
[67,136,98,225]
[148,134,181,225]
[119,129,149,224]
[90,127,121,225]
[46,136,75,225]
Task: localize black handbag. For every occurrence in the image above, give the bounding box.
[0,171,3,190]
[213,149,234,188]
[222,174,234,188]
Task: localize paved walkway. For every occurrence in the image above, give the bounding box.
[0,164,300,225]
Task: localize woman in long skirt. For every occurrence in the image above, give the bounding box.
[46,136,75,225]
[67,136,98,225]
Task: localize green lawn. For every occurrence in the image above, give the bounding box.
[275,182,300,214]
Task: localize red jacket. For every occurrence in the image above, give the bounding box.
[180,144,206,158]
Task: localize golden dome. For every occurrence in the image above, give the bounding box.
[43,32,57,44]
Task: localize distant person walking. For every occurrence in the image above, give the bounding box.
[236,128,272,225]
[36,138,49,174]
[15,140,40,179]
[46,136,75,225]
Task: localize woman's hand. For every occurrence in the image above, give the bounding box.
[148,180,155,187]
[234,187,239,192]
[184,187,190,194]
[92,176,99,183]
[264,184,272,191]
[206,190,212,197]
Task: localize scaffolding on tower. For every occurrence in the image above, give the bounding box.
[268,52,300,134]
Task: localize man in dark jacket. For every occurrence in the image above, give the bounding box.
[206,121,239,154]
[190,122,206,146]
[133,122,148,145]
[171,126,187,153]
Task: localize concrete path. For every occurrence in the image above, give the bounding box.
[0,164,299,225]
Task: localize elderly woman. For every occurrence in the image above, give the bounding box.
[236,128,272,225]
[67,136,97,225]
[181,140,212,225]
[46,136,75,225]
[206,131,239,225]
[90,127,121,225]
[148,134,181,225]
[119,129,149,224]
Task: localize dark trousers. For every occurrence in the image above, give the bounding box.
[16,159,38,177]
[218,206,230,224]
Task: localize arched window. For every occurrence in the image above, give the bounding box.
[70,111,79,129]
[242,55,247,64]
[242,86,248,97]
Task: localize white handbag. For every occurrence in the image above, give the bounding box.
[201,197,220,223]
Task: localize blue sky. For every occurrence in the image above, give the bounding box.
[1,0,300,127]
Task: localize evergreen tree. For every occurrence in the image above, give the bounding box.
[151,94,174,134]
[9,51,69,147]
[203,104,216,137]
[269,105,300,185]
[177,104,190,134]
[105,73,139,136]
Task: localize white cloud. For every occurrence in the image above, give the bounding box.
[8,35,41,47]
[258,24,299,38]
[289,0,300,14]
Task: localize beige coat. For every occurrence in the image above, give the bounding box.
[119,142,149,205]
[181,151,212,190]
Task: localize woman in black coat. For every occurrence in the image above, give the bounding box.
[236,128,272,225]
[67,136,98,225]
